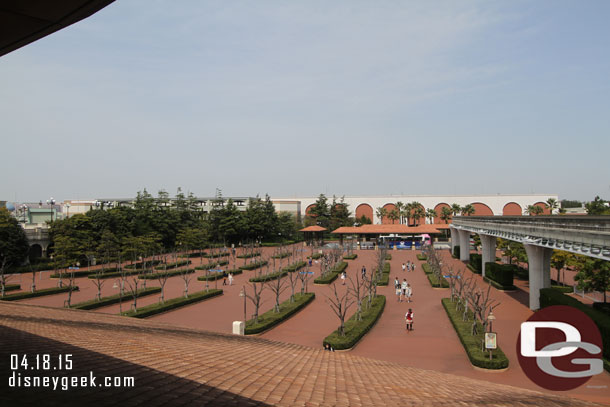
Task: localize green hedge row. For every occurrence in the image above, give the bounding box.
[50,269,99,278]
[154,260,191,270]
[249,269,288,283]
[2,284,20,293]
[343,254,358,260]
[125,260,162,269]
[284,261,307,272]
[204,252,230,259]
[239,260,268,271]
[71,287,162,310]
[6,260,54,274]
[0,286,79,301]
[416,254,427,261]
[552,285,573,294]
[540,288,610,361]
[237,252,261,259]
[122,289,223,318]
[272,252,292,259]
[179,252,206,258]
[469,254,483,273]
[313,262,348,284]
[484,263,515,290]
[422,263,449,288]
[453,245,460,259]
[441,298,509,369]
[245,293,315,335]
[385,254,392,260]
[261,240,295,247]
[377,262,391,286]
[311,253,323,260]
[197,269,242,281]
[324,295,386,350]
[87,269,141,279]
[139,268,195,280]
[195,259,229,270]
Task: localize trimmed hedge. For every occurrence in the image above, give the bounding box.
[552,285,573,294]
[453,245,460,259]
[422,263,449,288]
[261,241,295,247]
[204,252,230,259]
[125,260,162,269]
[416,254,427,261]
[139,268,195,280]
[513,266,529,280]
[593,302,610,316]
[314,262,348,284]
[237,252,261,259]
[197,269,242,281]
[179,252,206,258]
[195,259,229,270]
[441,298,509,369]
[239,260,268,271]
[272,252,292,259]
[540,288,610,362]
[87,269,141,279]
[249,269,288,283]
[343,254,358,260]
[154,260,191,270]
[484,263,515,290]
[0,286,79,301]
[311,253,323,260]
[71,287,161,310]
[245,293,315,334]
[324,295,386,350]
[469,254,482,274]
[50,269,98,278]
[377,262,391,286]
[284,261,307,272]
[2,284,21,293]
[466,263,480,275]
[385,254,392,260]
[122,289,223,318]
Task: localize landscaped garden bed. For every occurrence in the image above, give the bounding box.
[323,295,385,350]
[239,260,268,271]
[416,254,427,261]
[139,268,195,279]
[441,298,508,369]
[197,269,242,281]
[87,269,140,279]
[343,254,357,260]
[314,262,348,284]
[272,252,292,259]
[483,263,516,291]
[245,293,315,335]
[195,259,229,270]
[121,289,223,318]
[154,260,191,270]
[50,269,98,278]
[0,286,79,301]
[204,252,230,259]
[422,263,449,288]
[71,287,161,310]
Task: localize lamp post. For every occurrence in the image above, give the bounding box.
[46,197,56,222]
[65,203,70,219]
[487,311,496,332]
[19,204,28,223]
[239,286,247,323]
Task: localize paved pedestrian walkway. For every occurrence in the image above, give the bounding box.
[1,302,602,406]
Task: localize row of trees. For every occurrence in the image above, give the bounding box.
[303,195,354,230]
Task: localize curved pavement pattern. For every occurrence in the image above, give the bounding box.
[0,302,602,407]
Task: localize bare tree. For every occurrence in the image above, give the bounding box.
[176,251,194,298]
[287,267,299,302]
[326,282,355,336]
[244,281,266,323]
[298,264,313,294]
[91,268,106,302]
[268,270,288,312]
[63,269,77,308]
[124,273,142,312]
[0,257,14,298]
[348,273,366,321]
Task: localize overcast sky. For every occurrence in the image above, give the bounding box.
[1,1,609,203]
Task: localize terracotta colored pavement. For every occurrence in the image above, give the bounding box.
[348,249,610,405]
[0,301,603,406]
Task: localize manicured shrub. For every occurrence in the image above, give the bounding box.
[484,263,515,290]
[71,287,161,310]
[469,254,482,273]
[245,293,315,334]
[416,254,427,261]
[125,260,162,269]
[0,286,79,301]
[422,263,449,288]
[204,252,230,259]
[249,269,288,283]
[324,295,385,350]
[283,261,307,272]
[343,254,358,260]
[237,252,261,259]
[314,262,348,284]
[50,269,98,278]
[311,253,323,259]
[552,285,573,294]
[453,245,460,259]
[272,252,292,259]
[139,268,195,280]
[122,289,223,318]
[87,269,141,279]
[377,262,391,286]
[195,260,229,270]
[540,288,610,362]
[513,266,529,280]
[154,260,191,270]
[197,269,242,281]
[441,298,509,369]
[2,284,20,292]
[239,260,268,271]
[179,252,206,258]
[385,254,392,260]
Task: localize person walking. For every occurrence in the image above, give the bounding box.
[406,283,412,303]
[411,263,415,272]
[401,279,408,302]
[341,271,347,285]
[222,271,228,286]
[402,263,406,272]
[228,272,234,286]
[361,265,366,279]
[405,308,414,331]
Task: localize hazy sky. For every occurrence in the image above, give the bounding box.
[1,1,609,203]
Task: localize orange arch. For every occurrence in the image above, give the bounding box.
[305,204,316,216]
[355,203,373,222]
[534,202,551,215]
[503,202,522,216]
[434,203,451,224]
[382,203,398,224]
[471,202,493,216]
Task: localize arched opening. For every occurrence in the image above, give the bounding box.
[471,202,493,216]
[503,202,522,216]
[355,203,373,224]
[434,203,451,224]
[305,204,316,216]
[534,202,551,215]
[382,203,397,224]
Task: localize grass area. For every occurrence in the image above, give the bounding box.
[422,263,449,288]
[139,268,195,280]
[154,260,191,270]
[245,293,315,335]
[239,260,268,271]
[197,269,242,281]
[71,287,161,310]
[343,254,358,260]
[0,286,79,301]
[313,262,348,284]
[324,295,386,350]
[87,269,141,279]
[416,254,427,261]
[441,298,509,369]
[121,289,223,318]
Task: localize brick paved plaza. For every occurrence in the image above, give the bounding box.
[2,246,609,406]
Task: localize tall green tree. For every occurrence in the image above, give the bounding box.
[461,204,475,216]
[545,198,559,215]
[440,207,452,224]
[585,196,610,215]
[307,194,331,229]
[451,203,461,216]
[426,208,437,224]
[0,208,29,296]
[574,258,610,303]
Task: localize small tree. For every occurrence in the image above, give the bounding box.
[268,270,288,312]
[298,264,312,294]
[574,258,610,303]
[545,198,559,215]
[0,208,29,297]
[287,268,299,302]
[326,282,355,336]
[348,273,365,321]
[244,281,266,323]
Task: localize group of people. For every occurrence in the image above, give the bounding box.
[401,261,415,272]
[222,271,234,286]
[394,278,412,303]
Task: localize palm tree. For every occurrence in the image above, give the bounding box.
[411,204,425,226]
[426,208,437,224]
[461,204,475,216]
[451,203,461,216]
[395,201,405,224]
[525,205,544,216]
[545,198,558,215]
[376,207,387,224]
[401,202,413,226]
[440,207,452,223]
[387,209,400,224]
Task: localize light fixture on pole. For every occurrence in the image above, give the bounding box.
[239,286,246,323]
